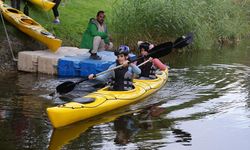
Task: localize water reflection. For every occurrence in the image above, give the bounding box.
[1,41,250,149]
[0,72,52,149]
[114,115,138,145]
[48,104,193,149]
[113,105,167,145]
[48,109,140,150]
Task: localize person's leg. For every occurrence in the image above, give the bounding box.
[11,0,16,8]
[108,42,113,50]
[98,40,113,51]
[98,40,106,51]
[90,36,102,60]
[52,0,61,23]
[16,0,20,10]
[23,0,29,16]
[92,36,102,54]
[89,36,102,60]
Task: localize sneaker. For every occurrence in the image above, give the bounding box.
[89,53,102,60]
[53,19,60,24]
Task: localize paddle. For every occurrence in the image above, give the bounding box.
[51,44,171,96]
[52,33,193,95]
[173,32,193,48]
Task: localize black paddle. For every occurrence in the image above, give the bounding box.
[173,32,194,48]
[51,33,193,95]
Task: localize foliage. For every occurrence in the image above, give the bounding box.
[2,0,250,49]
[110,0,250,49]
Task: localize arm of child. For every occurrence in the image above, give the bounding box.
[94,64,115,82]
[130,63,141,75]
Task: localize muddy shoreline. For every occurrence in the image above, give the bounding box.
[0,25,47,72]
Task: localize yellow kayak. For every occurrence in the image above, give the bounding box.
[0,1,62,52]
[29,0,55,11]
[47,68,168,128]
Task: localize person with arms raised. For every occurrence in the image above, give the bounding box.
[136,41,166,79]
[88,45,140,91]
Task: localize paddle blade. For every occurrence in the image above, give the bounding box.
[56,81,76,95]
[173,32,194,49]
[148,42,173,58]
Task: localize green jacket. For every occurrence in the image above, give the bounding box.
[80,18,110,49]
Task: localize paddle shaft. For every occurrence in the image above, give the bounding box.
[137,59,151,67]
[76,56,152,85]
[96,59,151,76]
[74,64,125,84]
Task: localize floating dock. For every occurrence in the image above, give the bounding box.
[18,47,135,77]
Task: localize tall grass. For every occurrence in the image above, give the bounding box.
[110,0,250,49]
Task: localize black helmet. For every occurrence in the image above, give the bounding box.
[138,42,151,52]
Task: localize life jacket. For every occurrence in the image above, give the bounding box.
[110,61,134,91]
[137,57,157,79]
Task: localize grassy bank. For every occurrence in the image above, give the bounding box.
[26,0,114,46]
[0,0,114,71]
[1,0,114,47]
[1,0,250,50]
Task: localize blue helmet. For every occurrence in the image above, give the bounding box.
[114,45,130,56]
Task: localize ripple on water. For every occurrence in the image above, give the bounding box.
[1,60,250,150]
[155,63,250,150]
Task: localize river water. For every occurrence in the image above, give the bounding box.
[0,40,250,150]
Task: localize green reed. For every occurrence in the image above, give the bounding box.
[110,0,249,49]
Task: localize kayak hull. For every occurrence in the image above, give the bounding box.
[0,1,62,52]
[47,69,168,128]
[29,0,55,11]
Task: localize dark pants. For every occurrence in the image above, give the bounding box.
[52,0,61,18]
[11,0,21,10]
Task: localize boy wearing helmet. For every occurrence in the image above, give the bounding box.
[88,45,141,91]
[137,41,166,79]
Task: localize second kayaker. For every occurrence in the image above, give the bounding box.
[88,45,141,91]
[136,41,167,79]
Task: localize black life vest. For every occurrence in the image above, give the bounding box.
[110,61,134,91]
[137,57,157,79]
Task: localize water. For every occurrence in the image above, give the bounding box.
[0,40,250,149]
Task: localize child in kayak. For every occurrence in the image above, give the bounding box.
[88,45,141,91]
[136,41,166,79]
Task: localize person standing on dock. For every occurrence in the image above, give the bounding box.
[52,0,61,24]
[80,10,113,60]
